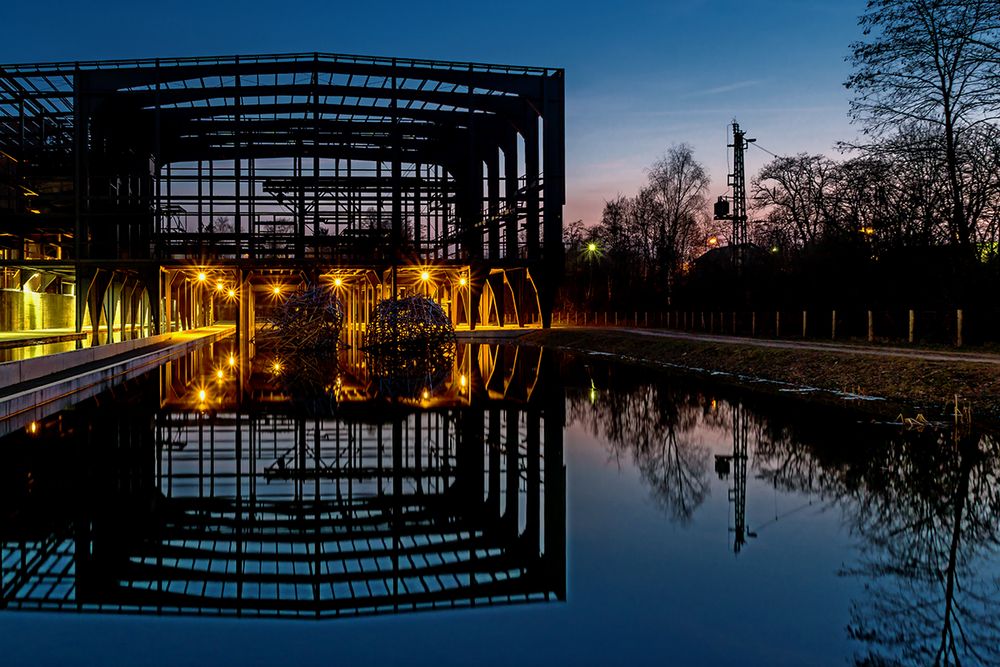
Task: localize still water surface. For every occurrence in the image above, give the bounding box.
[1,342,998,666]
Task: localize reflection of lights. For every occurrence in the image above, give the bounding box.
[228,355,236,367]
[459,276,467,287]
[197,272,207,282]
[589,379,598,405]
[27,421,38,435]
[420,271,430,282]
[198,389,207,402]
[333,277,343,288]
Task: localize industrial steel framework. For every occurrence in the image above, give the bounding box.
[0,52,565,345]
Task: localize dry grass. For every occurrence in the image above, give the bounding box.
[523,329,1000,424]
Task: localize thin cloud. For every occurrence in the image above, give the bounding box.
[683,79,765,97]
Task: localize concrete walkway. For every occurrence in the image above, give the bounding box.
[554,326,1000,366]
[0,324,234,438]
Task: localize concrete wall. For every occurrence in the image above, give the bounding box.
[0,289,75,331]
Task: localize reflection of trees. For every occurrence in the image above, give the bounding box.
[842,432,1000,666]
[568,383,710,524]
[752,421,1000,666]
[568,360,1000,662]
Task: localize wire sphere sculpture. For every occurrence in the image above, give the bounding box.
[366,296,456,352]
[256,285,345,353]
[366,340,456,400]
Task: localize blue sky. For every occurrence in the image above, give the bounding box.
[2,0,867,224]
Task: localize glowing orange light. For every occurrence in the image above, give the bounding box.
[587,242,597,253]
[459,276,467,287]
[227,289,236,298]
[333,277,343,288]
[272,361,282,373]
[216,369,224,380]
[707,236,719,247]
[198,389,207,402]
[197,272,207,282]
[422,389,430,400]
[216,281,225,292]
[228,355,236,367]
[420,271,430,282]
[27,421,38,434]
[272,286,282,295]
[459,374,467,388]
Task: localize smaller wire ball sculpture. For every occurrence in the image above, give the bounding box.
[366,296,456,353]
[256,285,345,354]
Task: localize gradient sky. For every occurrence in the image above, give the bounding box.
[2,0,867,224]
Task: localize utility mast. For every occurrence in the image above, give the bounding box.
[713,121,755,270]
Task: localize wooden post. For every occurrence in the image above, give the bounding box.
[645,311,648,327]
[775,311,781,337]
[831,309,836,340]
[957,309,963,347]
[908,309,915,344]
[801,310,807,338]
[867,310,874,343]
[751,312,756,337]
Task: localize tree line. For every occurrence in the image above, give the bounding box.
[562,0,1000,315]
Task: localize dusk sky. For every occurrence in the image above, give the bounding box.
[3,0,867,224]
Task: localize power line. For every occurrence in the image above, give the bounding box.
[750,141,785,159]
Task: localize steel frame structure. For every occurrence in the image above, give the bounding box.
[0,52,565,343]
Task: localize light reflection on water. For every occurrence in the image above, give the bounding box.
[1,344,998,666]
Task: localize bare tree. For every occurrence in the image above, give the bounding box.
[846,0,1000,252]
[752,154,841,247]
[646,144,711,290]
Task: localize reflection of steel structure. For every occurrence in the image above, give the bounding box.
[714,402,753,554]
[0,345,565,618]
[0,53,564,347]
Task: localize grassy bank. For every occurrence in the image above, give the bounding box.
[520,328,1000,425]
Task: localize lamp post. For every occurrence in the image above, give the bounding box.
[585,241,599,302]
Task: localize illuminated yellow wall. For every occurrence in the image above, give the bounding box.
[0,289,75,331]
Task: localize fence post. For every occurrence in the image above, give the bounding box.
[775,311,781,337]
[957,309,963,347]
[831,310,836,340]
[867,310,874,343]
[732,312,736,335]
[908,309,915,344]
[801,310,807,338]
[614,312,618,326]
[751,312,756,337]
[645,312,648,327]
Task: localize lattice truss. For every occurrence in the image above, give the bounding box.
[0,53,564,270]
